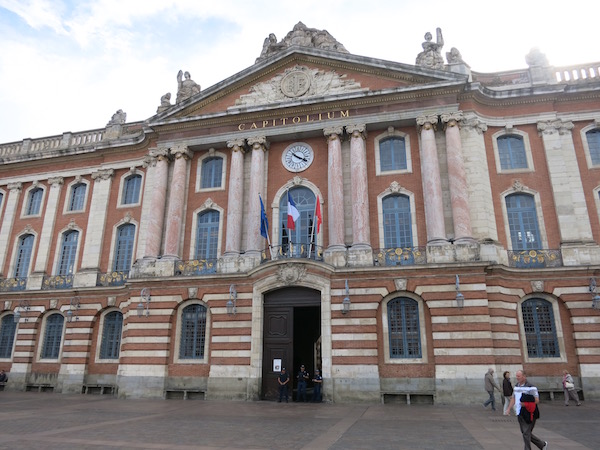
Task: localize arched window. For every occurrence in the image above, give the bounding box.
[521,298,559,358]
[506,193,540,250]
[58,230,79,275]
[179,304,207,359]
[195,210,219,260]
[113,224,135,272]
[69,183,87,211]
[382,194,412,248]
[41,313,64,359]
[0,314,17,359]
[26,187,43,215]
[379,136,407,172]
[587,129,600,165]
[497,135,527,170]
[0,192,4,209]
[99,311,123,359]
[122,174,142,205]
[279,187,316,253]
[14,234,34,278]
[388,298,421,358]
[200,157,223,189]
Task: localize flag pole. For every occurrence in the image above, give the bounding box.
[287,189,292,258]
[308,197,318,259]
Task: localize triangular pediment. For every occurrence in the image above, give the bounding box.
[149,47,467,127]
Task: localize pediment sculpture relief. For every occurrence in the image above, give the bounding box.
[234,65,363,107]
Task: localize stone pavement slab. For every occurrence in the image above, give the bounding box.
[0,392,597,449]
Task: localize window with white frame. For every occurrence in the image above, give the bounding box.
[375,130,412,176]
[200,156,224,189]
[68,183,87,211]
[506,193,541,250]
[195,210,219,260]
[497,135,528,170]
[0,314,17,359]
[121,174,142,205]
[387,297,421,358]
[26,187,43,216]
[57,230,79,275]
[382,194,413,248]
[99,310,123,360]
[179,303,207,359]
[14,234,34,278]
[586,129,600,165]
[113,224,135,272]
[40,313,64,359]
[521,298,560,358]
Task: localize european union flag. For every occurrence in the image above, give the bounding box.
[259,195,269,239]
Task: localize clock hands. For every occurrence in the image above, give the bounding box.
[292,152,308,163]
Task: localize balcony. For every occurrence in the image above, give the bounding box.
[175,259,217,276]
[262,244,324,262]
[97,271,128,286]
[0,277,27,292]
[374,247,427,267]
[42,274,73,290]
[507,249,563,268]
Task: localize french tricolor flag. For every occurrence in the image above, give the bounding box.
[287,192,300,230]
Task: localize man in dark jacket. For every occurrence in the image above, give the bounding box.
[483,368,501,411]
[506,369,548,450]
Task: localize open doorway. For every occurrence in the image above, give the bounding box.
[261,287,320,401]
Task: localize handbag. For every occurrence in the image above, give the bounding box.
[565,381,575,390]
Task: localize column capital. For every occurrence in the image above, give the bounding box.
[7,182,22,192]
[247,136,269,151]
[227,139,246,152]
[91,168,114,181]
[416,114,439,131]
[48,176,64,186]
[461,116,488,134]
[537,119,574,135]
[170,145,193,160]
[440,111,464,129]
[324,126,343,140]
[346,124,366,139]
[144,147,171,167]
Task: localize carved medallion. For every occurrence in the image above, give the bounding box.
[280,70,311,98]
[277,263,307,285]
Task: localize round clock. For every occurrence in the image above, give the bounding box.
[282,144,314,172]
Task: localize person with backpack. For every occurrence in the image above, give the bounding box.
[506,369,548,450]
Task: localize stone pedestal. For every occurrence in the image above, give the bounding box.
[347,245,373,267]
[26,273,44,290]
[73,270,99,288]
[323,246,348,268]
[130,258,176,278]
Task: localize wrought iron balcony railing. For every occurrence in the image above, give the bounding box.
[42,274,73,290]
[374,247,427,266]
[262,244,324,262]
[175,259,217,276]
[97,271,129,286]
[0,277,27,292]
[507,249,563,268]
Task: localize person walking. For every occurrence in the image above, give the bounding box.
[483,368,502,411]
[506,369,548,450]
[502,371,514,415]
[562,370,581,406]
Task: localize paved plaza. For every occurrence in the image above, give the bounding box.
[0,391,598,449]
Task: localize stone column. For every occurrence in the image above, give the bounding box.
[0,182,22,276]
[28,177,64,289]
[74,169,114,287]
[138,147,170,260]
[323,127,347,267]
[245,136,268,256]
[537,119,600,265]
[224,139,245,255]
[346,124,372,266]
[441,112,473,243]
[163,145,192,259]
[417,114,446,244]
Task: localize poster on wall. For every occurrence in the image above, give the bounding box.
[273,359,282,372]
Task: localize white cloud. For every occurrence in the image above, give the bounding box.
[0,0,598,144]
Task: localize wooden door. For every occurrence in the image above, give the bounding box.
[261,306,293,400]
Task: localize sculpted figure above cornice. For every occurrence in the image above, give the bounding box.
[234,65,363,107]
[256,22,349,63]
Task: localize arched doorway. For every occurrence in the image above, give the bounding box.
[261,287,321,401]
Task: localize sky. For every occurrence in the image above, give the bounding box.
[0,0,597,144]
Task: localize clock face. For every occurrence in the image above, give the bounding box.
[282,144,314,172]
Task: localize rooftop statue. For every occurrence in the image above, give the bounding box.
[256,21,349,62]
[176,70,201,104]
[157,92,172,113]
[416,27,445,70]
[107,109,126,126]
[525,48,549,68]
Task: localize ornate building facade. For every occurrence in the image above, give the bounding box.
[1,22,599,403]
